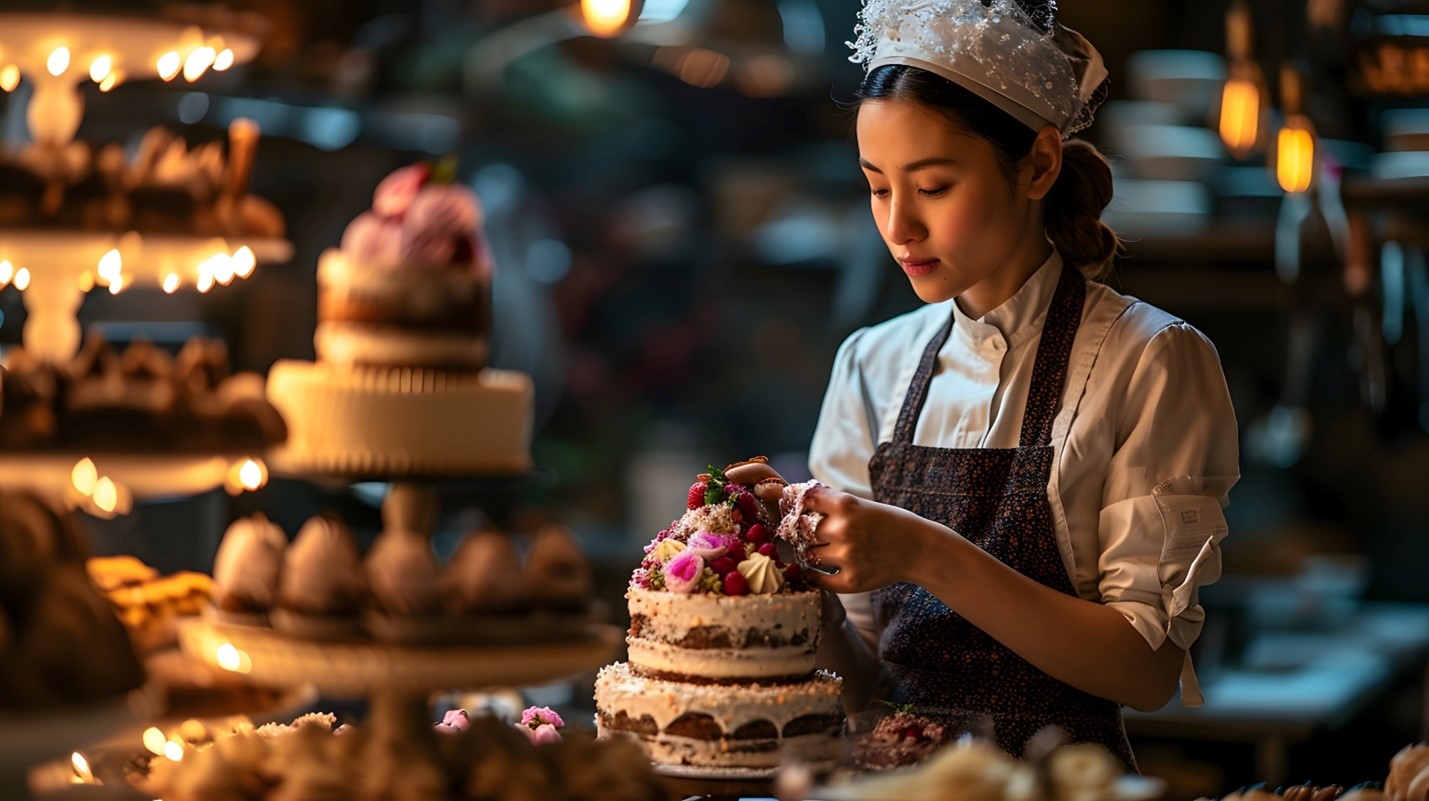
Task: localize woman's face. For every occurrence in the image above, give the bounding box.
[857,99,1043,311]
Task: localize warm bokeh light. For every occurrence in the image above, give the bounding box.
[98,71,121,92]
[157,51,181,81]
[108,274,124,295]
[1276,121,1315,194]
[196,263,215,293]
[93,476,118,514]
[581,0,639,37]
[214,48,235,71]
[78,271,95,292]
[0,260,12,287]
[675,48,731,88]
[98,248,122,284]
[163,273,180,293]
[71,457,98,496]
[47,47,70,77]
[215,642,252,673]
[13,267,30,291]
[89,55,112,83]
[1218,76,1260,158]
[183,46,216,82]
[70,752,93,783]
[232,246,257,278]
[0,65,18,92]
[210,252,236,285]
[239,459,266,490]
[163,740,184,762]
[142,727,167,756]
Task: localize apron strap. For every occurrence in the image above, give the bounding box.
[1019,265,1086,448]
[890,309,956,446]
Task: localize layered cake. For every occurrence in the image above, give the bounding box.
[266,162,532,475]
[595,457,844,774]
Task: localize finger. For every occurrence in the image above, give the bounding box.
[798,484,835,515]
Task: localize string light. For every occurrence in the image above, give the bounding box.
[1273,64,1316,194]
[47,47,70,77]
[1218,2,1265,159]
[0,65,18,92]
[157,51,181,81]
[580,0,644,37]
[89,55,112,83]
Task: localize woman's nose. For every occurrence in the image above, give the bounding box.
[885,197,924,245]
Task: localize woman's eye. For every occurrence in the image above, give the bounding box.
[869,187,890,198]
[919,186,949,197]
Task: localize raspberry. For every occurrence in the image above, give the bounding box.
[745,523,769,544]
[723,571,749,596]
[687,481,707,510]
[711,557,737,575]
[758,543,777,558]
[735,489,759,521]
[784,563,803,583]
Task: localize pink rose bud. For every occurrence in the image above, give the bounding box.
[686,530,729,561]
[434,708,470,732]
[373,164,429,218]
[529,723,563,745]
[520,706,565,728]
[663,550,705,594]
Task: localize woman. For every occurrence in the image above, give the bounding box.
[804,0,1239,771]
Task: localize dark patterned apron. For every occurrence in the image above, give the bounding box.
[868,265,1137,771]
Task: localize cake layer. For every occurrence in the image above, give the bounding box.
[625,588,820,682]
[594,661,843,770]
[265,360,531,476]
[316,248,489,369]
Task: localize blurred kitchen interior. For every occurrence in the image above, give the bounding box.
[4,0,1429,794]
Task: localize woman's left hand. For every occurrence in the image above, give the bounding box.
[798,485,942,593]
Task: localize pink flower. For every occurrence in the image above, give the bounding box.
[373,164,429,218]
[340,212,402,266]
[686,530,730,560]
[663,550,705,594]
[434,708,470,733]
[529,723,563,744]
[520,706,565,728]
[406,185,481,236]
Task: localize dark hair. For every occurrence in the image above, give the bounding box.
[855,64,1119,280]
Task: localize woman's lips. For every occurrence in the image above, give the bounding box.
[900,257,939,277]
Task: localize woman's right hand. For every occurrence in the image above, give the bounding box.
[799,485,941,594]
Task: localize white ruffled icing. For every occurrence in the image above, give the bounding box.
[594,661,842,735]
[625,588,821,680]
[626,639,816,681]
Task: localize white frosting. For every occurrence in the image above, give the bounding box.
[266,360,532,476]
[314,322,488,370]
[599,729,842,771]
[594,661,842,735]
[279,517,366,614]
[318,248,484,303]
[212,514,286,610]
[366,530,442,616]
[626,639,817,680]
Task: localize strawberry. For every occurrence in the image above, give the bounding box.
[711,557,737,575]
[723,571,749,596]
[758,543,777,558]
[745,523,769,544]
[687,481,707,510]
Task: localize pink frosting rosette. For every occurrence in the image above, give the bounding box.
[434,708,471,733]
[519,706,565,744]
[663,550,705,594]
[685,530,731,560]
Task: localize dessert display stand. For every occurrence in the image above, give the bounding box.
[180,476,622,760]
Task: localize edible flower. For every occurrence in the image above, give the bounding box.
[663,550,705,594]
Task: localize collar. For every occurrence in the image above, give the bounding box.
[950,249,1065,353]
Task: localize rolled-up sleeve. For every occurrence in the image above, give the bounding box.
[1096,323,1239,704]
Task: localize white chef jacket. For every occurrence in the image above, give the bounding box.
[808,250,1239,707]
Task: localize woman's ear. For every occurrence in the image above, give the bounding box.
[1024,125,1063,201]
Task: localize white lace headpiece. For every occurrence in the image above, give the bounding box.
[848,0,1109,136]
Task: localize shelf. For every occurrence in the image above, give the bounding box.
[0,683,164,791]
[178,619,622,698]
[0,452,262,504]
